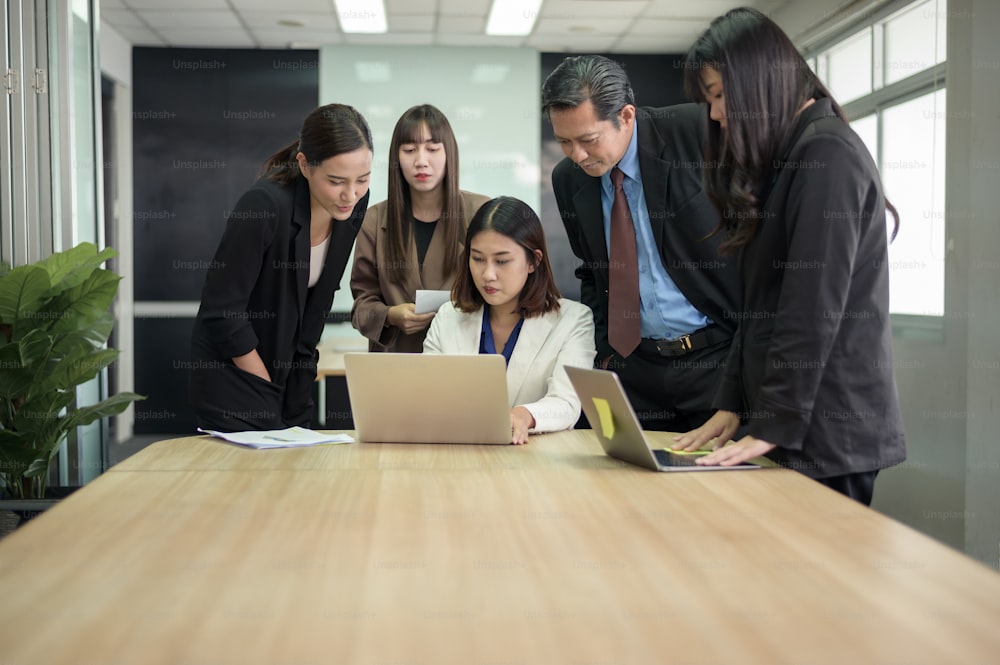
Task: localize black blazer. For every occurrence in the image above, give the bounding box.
[551,103,740,361]
[190,176,369,429]
[714,97,906,478]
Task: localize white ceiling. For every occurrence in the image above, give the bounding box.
[100,0,791,53]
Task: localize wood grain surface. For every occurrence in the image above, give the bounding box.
[0,431,997,664]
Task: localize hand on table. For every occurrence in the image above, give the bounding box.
[232,349,272,383]
[695,435,776,467]
[510,406,535,445]
[672,409,740,452]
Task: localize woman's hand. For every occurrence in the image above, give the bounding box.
[387,303,436,334]
[672,409,740,451]
[510,406,535,445]
[232,349,272,383]
[695,435,775,467]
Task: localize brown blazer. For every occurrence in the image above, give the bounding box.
[349,190,490,352]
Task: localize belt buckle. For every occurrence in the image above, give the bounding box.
[678,334,693,353]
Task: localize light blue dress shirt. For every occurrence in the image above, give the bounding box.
[601,127,711,340]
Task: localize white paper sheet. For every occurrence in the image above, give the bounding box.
[414,289,452,314]
[198,426,354,449]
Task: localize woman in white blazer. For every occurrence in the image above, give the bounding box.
[424,196,596,444]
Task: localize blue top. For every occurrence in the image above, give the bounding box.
[600,126,711,339]
[479,306,525,365]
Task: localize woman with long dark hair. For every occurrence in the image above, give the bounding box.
[190,103,372,431]
[673,8,905,504]
[424,197,596,444]
[350,104,489,353]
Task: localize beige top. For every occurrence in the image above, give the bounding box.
[307,234,330,288]
[349,190,490,353]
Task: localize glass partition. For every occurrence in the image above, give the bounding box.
[48,0,107,485]
[319,45,541,314]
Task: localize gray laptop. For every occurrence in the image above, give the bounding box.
[344,353,512,444]
[565,366,759,471]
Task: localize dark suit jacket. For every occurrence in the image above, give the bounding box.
[551,103,740,362]
[190,176,369,429]
[714,97,906,478]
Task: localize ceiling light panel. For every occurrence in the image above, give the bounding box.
[334,0,387,33]
[485,0,543,36]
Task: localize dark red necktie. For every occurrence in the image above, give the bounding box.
[608,167,641,357]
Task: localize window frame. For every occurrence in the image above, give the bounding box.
[804,0,948,339]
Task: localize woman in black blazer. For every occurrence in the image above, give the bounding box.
[673,8,906,504]
[190,104,373,431]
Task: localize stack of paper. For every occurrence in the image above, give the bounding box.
[197,426,354,450]
[415,289,451,314]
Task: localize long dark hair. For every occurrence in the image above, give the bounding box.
[452,197,561,318]
[683,7,899,253]
[383,104,465,285]
[258,103,373,184]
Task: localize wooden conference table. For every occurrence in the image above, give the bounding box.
[1,431,999,664]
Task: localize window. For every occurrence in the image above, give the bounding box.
[809,0,947,318]
[884,0,947,84]
[824,29,873,104]
[879,90,946,315]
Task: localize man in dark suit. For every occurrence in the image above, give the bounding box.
[543,55,740,432]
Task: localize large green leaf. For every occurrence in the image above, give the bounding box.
[46,269,122,334]
[0,265,51,326]
[70,311,115,348]
[0,343,32,402]
[49,316,115,364]
[0,339,26,370]
[12,391,76,439]
[17,328,55,369]
[0,430,39,495]
[48,348,120,390]
[36,243,117,294]
[0,428,28,448]
[63,391,145,430]
[18,329,66,400]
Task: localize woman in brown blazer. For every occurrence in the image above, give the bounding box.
[350,104,489,352]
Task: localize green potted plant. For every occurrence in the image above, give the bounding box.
[0,242,144,504]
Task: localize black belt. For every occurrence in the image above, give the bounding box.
[636,325,731,357]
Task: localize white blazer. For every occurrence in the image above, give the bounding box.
[424,298,596,433]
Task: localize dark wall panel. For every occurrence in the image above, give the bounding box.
[132,48,319,301]
[133,317,197,434]
[132,49,318,433]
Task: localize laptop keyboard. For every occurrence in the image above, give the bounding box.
[652,449,698,467]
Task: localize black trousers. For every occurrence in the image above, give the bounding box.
[814,470,880,506]
[606,339,731,433]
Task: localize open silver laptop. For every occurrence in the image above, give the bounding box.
[344,353,512,444]
[565,366,759,471]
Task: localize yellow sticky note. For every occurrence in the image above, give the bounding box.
[662,448,710,456]
[592,397,615,438]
